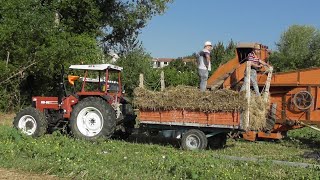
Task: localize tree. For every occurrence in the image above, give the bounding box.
[0,0,172,110]
[115,48,155,97]
[269,25,320,72]
[210,40,236,73]
[163,59,199,87]
[46,0,173,54]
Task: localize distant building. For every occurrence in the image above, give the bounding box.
[181,58,197,65]
[152,58,174,68]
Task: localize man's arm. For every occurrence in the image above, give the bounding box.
[205,53,211,69]
[258,59,271,67]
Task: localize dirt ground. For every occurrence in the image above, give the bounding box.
[0,168,59,180]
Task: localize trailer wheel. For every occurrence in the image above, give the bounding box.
[70,97,116,140]
[13,107,48,137]
[208,133,227,149]
[181,129,207,150]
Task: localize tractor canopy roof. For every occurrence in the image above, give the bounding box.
[69,64,123,71]
[236,42,268,50]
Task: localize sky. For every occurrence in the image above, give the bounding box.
[139,0,320,58]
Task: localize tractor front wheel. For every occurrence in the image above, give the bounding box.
[70,97,116,140]
[13,107,48,137]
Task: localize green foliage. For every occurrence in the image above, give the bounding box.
[0,125,319,179]
[163,59,199,86]
[116,49,156,97]
[49,0,173,53]
[0,0,172,111]
[163,59,199,87]
[269,25,320,72]
[0,0,103,110]
[211,40,236,72]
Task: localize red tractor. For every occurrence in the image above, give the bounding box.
[13,64,135,140]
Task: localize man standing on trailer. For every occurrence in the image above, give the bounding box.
[240,48,270,96]
[197,41,212,92]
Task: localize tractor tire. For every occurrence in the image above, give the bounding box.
[13,107,48,137]
[181,129,207,150]
[70,97,116,140]
[208,133,227,149]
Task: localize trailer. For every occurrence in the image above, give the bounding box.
[138,109,243,150]
[135,65,272,150]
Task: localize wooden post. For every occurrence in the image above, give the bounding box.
[161,71,165,91]
[263,66,273,103]
[307,86,311,121]
[139,74,144,88]
[245,61,251,130]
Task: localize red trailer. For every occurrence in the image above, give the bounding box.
[138,109,244,150]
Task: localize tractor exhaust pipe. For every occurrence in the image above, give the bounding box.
[58,65,67,108]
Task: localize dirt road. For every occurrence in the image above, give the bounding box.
[0,168,59,180]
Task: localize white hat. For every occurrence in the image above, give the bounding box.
[204,41,212,47]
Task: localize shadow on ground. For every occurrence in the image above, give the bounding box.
[126,134,181,149]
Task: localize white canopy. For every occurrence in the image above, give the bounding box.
[69,64,123,71]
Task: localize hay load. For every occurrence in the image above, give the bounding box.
[133,86,246,112]
[133,85,269,130]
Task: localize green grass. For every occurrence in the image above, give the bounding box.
[1,113,320,179]
[0,124,319,179]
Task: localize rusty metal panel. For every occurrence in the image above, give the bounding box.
[138,110,241,128]
[208,111,240,126]
[316,87,320,109]
[299,69,320,84]
[182,111,208,125]
[33,96,59,112]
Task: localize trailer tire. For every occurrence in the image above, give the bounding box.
[181,129,207,150]
[13,107,48,137]
[70,97,116,140]
[208,133,227,149]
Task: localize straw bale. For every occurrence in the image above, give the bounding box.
[248,94,269,131]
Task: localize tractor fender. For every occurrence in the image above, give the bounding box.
[100,95,114,104]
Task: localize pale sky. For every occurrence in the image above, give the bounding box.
[139,0,320,58]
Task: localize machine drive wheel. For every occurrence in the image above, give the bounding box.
[70,97,116,140]
[13,107,48,137]
[181,129,207,150]
[208,133,227,149]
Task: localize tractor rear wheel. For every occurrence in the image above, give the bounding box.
[70,97,116,140]
[181,129,207,150]
[13,107,48,137]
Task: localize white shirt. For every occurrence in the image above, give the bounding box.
[198,49,211,71]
